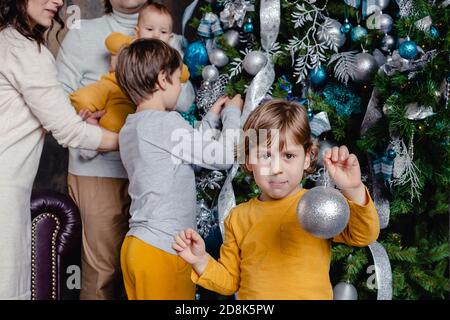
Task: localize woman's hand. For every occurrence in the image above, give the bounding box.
[78,109,106,126]
[172,228,209,276]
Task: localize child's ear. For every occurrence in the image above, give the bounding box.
[303,148,311,170]
[156,70,168,90]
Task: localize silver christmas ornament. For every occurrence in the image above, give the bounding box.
[223,29,240,48]
[333,282,358,300]
[296,186,350,239]
[202,65,220,82]
[381,34,395,53]
[209,48,229,68]
[318,19,346,49]
[243,50,268,76]
[316,140,337,168]
[377,0,390,10]
[353,52,378,83]
[379,13,393,33]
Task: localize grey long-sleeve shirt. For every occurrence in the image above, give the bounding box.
[119,106,241,254]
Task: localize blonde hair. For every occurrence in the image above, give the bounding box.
[239,99,318,176]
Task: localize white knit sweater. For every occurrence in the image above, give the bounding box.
[0,27,102,299]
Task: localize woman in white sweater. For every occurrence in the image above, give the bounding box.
[0,0,119,299]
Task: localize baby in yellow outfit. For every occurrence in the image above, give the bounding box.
[70,2,193,135]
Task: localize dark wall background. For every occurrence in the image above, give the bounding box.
[33,0,193,193]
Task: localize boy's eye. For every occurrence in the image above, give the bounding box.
[146,28,153,31]
[285,153,295,160]
[259,153,271,160]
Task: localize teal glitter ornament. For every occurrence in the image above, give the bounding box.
[387,149,396,160]
[179,104,198,127]
[184,41,209,78]
[430,26,439,38]
[399,38,418,60]
[309,66,327,86]
[340,19,352,33]
[243,18,254,33]
[351,25,367,42]
[323,83,362,117]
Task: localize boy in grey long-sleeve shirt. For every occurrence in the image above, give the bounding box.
[115,38,243,299]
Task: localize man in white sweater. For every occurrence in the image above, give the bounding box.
[56,0,147,300]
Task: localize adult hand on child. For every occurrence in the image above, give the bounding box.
[172,228,210,276]
[78,109,106,126]
[324,145,367,206]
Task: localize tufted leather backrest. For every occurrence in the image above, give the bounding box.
[30,191,82,300]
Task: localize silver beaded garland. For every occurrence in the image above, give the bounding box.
[296,186,350,239]
[243,50,268,76]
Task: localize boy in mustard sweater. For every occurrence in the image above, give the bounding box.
[70,2,192,135]
[173,100,380,300]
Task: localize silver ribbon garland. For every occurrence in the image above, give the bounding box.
[368,241,393,300]
[218,0,280,235]
[182,0,199,37]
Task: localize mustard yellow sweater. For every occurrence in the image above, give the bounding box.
[192,187,380,300]
[70,72,134,133]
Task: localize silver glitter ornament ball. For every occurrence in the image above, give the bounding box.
[223,29,240,48]
[202,65,220,82]
[297,186,350,239]
[379,13,393,33]
[333,282,358,300]
[353,52,378,83]
[209,48,229,68]
[243,51,267,76]
[381,34,395,53]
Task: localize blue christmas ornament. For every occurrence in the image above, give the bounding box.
[351,25,367,42]
[243,19,254,33]
[307,109,314,120]
[387,149,396,160]
[430,26,439,38]
[184,41,209,78]
[399,39,418,60]
[309,66,327,86]
[340,19,352,33]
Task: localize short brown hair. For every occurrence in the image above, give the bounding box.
[239,100,318,176]
[116,38,182,105]
[138,1,173,26]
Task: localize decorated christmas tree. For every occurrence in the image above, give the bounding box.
[181,0,449,299]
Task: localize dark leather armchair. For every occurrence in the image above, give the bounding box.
[30,190,82,300]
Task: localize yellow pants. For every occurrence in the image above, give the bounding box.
[120,236,196,300]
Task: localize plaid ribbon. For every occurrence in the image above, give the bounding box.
[309,112,332,137]
[372,156,394,183]
[198,12,223,38]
